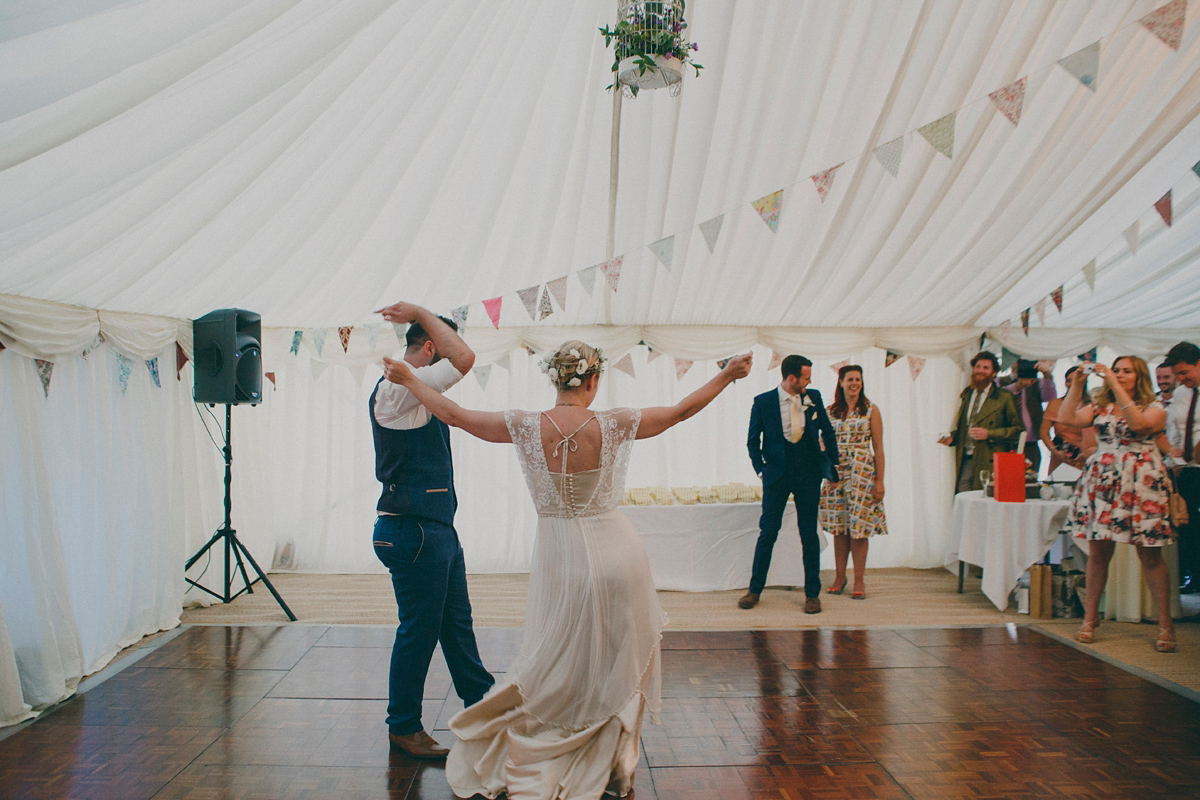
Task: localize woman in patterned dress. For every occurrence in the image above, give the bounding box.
[1059,356,1175,652]
[819,365,886,599]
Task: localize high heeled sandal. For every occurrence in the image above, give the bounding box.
[1076,618,1099,644]
[1156,627,1176,653]
[826,580,846,595]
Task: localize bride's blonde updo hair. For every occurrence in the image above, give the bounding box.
[539,340,605,390]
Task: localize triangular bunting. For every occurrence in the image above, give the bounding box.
[265,372,276,390]
[830,358,850,373]
[1020,309,1030,335]
[918,113,955,159]
[538,287,553,321]
[600,257,623,293]
[1140,0,1185,51]
[613,353,636,378]
[874,136,904,177]
[1193,159,1200,180]
[366,324,379,350]
[1058,42,1099,91]
[1082,259,1096,291]
[474,364,492,391]
[577,265,598,295]
[907,356,926,381]
[884,350,901,368]
[0,340,5,352]
[392,323,406,344]
[176,342,188,380]
[674,357,693,380]
[751,189,784,233]
[116,353,132,394]
[698,215,724,253]
[1124,221,1139,255]
[348,364,366,389]
[648,236,674,270]
[1155,190,1173,227]
[999,320,1012,342]
[646,346,662,363]
[338,326,352,353]
[451,305,469,328]
[312,328,327,357]
[496,354,511,372]
[310,359,329,382]
[34,359,53,397]
[290,331,303,355]
[988,77,1026,126]
[483,297,503,329]
[1034,298,1047,326]
[145,358,160,388]
[1000,347,1019,372]
[1051,286,1064,313]
[810,164,843,203]
[546,276,569,310]
[517,286,541,320]
[1078,347,1098,363]
[769,351,784,370]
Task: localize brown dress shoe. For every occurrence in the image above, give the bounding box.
[389,730,449,759]
[737,592,760,609]
[803,596,821,614]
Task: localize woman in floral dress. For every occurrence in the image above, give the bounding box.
[1059,356,1175,652]
[819,365,886,599]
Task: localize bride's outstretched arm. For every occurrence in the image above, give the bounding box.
[382,357,512,443]
[636,353,753,439]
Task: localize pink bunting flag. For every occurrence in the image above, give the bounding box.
[600,257,623,293]
[613,353,636,378]
[176,342,188,380]
[884,350,901,368]
[483,297,503,329]
[988,77,1027,126]
[674,357,693,380]
[646,346,662,363]
[1140,0,1185,50]
[265,371,276,390]
[810,164,843,203]
[538,287,553,321]
[1020,309,1030,335]
[517,286,540,320]
[830,358,850,373]
[546,276,569,310]
[1051,286,1063,313]
[999,320,1012,342]
[768,351,784,370]
[907,356,926,381]
[34,359,53,397]
[1155,191,1173,227]
[338,326,352,353]
[751,190,784,232]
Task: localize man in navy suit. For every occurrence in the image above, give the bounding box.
[740,355,840,613]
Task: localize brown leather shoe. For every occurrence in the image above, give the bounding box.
[737,592,760,609]
[803,596,821,614]
[389,730,449,759]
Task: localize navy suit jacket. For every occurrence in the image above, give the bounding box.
[747,388,840,485]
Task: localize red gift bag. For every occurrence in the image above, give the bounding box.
[993,451,1026,503]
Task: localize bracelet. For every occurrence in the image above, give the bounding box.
[1119,401,1134,410]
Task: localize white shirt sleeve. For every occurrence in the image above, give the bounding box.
[1168,386,1196,458]
[373,358,465,430]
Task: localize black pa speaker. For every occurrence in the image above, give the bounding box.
[192,309,262,405]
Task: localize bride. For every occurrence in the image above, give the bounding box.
[382,341,752,800]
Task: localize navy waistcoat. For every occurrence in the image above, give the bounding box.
[369,378,457,525]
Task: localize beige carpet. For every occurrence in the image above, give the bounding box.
[179,568,1200,695]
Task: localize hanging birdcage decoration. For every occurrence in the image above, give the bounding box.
[600,1,702,97]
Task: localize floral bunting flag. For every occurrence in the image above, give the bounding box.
[751,189,784,233]
[884,350,901,367]
[698,215,724,253]
[34,359,53,397]
[988,77,1027,126]
[1020,309,1030,335]
[874,136,903,177]
[810,164,843,203]
[648,236,674,270]
[546,276,569,310]
[338,326,352,353]
[577,265,598,295]
[1140,0,1185,50]
[918,113,955,159]
[600,257,623,293]
[674,357,694,380]
[1155,190,1173,227]
[830,358,850,373]
[907,356,926,381]
[1123,221,1139,255]
[265,372,276,390]
[313,328,327,357]
[310,359,329,382]
[474,364,492,391]
[116,353,132,394]
[613,353,636,378]
[1082,259,1096,291]
[999,319,1012,342]
[538,287,553,321]
[392,323,405,344]
[451,305,469,328]
[1051,286,1063,313]
[1058,42,1099,91]
[145,358,160,388]
[176,343,188,380]
[1034,298,1047,326]
[769,351,784,370]
[483,297,503,329]
[517,286,540,320]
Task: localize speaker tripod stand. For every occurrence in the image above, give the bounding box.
[185,404,295,621]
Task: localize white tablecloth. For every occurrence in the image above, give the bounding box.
[943,491,1070,610]
[622,502,829,592]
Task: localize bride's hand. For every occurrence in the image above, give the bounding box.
[382,356,415,385]
[722,353,753,381]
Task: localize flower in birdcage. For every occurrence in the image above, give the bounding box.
[599,0,702,96]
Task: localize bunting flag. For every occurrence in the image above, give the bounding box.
[176,342,188,380]
[600,257,623,293]
[1058,42,1099,91]
[1140,0,1185,50]
[830,359,850,374]
[1051,285,1063,313]
[988,77,1027,126]
[34,359,53,397]
[546,276,569,310]
[474,364,492,391]
[310,359,329,382]
[1123,221,1139,255]
[1020,308,1031,335]
[338,326,352,353]
[312,328,327,357]
[884,350,901,367]
[1155,190,1173,227]
[874,136,903,177]
[613,353,636,378]
[918,113,955,159]
[577,265,598,295]
[0,340,5,352]
[1194,159,1200,180]
[751,189,784,232]
[1000,347,1019,372]
[496,353,511,371]
[674,357,694,380]
[366,324,379,350]
[523,345,536,356]
[289,331,302,355]
[1082,259,1096,291]
[699,215,724,252]
[80,342,93,360]
[907,355,926,381]
[392,323,405,344]
[999,319,1012,342]
[810,164,843,203]
[265,372,276,390]
[768,351,784,370]
[116,353,132,394]
[145,358,160,388]
[1034,298,1047,326]
[538,287,553,321]
[517,286,540,320]
[451,305,469,328]
[483,297,503,329]
[648,236,674,270]
[348,364,366,389]
[646,345,662,363]
[1078,347,1098,363]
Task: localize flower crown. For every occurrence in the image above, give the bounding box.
[540,346,605,388]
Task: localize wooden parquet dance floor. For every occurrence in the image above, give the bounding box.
[3,624,1199,799]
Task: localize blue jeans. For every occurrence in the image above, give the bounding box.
[748,473,823,597]
[373,515,494,736]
